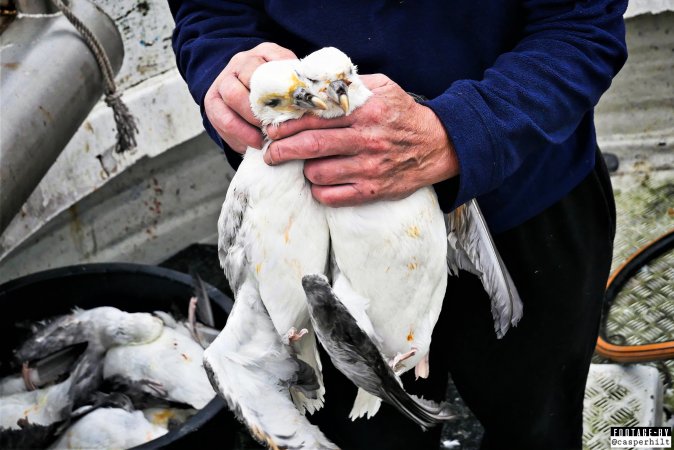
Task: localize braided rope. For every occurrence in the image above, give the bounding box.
[50,0,138,153]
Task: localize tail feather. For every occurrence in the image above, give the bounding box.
[384,389,454,431]
[349,388,382,420]
[204,284,338,449]
[447,199,523,338]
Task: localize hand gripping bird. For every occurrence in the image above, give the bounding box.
[203,59,338,449]
[298,47,522,427]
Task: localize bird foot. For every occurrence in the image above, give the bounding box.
[22,362,37,391]
[389,348,417,373]
[414,353,430,380]
[187,296,200,340]
[142,379,168,397]
[283,327,308,345]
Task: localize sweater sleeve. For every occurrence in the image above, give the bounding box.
[168,0,276,154]
[425,0,628,211]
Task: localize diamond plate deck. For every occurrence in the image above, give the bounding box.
[583,364,663,450]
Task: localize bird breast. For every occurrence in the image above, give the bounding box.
[326,187,447,360]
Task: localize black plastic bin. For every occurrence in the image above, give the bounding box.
[0,263,237,449]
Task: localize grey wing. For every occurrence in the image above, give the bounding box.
[15,314,88,362]
[446,199,523,338]
[217,187,250,294]
[302,275,454,431]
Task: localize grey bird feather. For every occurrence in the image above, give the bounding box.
[302,274,454,431]
[446,199,523,338]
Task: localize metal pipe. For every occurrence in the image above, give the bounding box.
[15,0,60,14]
[0,0,123,233]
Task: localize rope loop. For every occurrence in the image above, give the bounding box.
[50,0,138,153]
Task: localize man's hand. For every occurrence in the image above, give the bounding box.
[263,74,460,207]
[204,43,297,153]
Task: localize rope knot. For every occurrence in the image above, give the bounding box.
[51,0,138,153]
[104,90,139,153]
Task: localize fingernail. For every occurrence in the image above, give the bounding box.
[266,125,279,140]
[264,145,274,165]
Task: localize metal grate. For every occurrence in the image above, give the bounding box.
[586,169,674,450]
[583,364,663,450]
[610,171,674,272]
[606,251,674,347]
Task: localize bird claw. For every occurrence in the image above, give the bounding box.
[21,362,37,391]
[143,379,168,397]
[414,353,430,380]
[389,348,417,373]
[283,327,308,345]
[187,296,200,342]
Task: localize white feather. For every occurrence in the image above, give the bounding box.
[446,199,523,338]
[103,327,215,409]
[0,377,73,429]
[48,408,167,449]
[203,283,337,449]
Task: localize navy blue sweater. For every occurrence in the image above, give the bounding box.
[169,0,627,234]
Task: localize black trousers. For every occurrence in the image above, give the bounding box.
[311,152,616,450]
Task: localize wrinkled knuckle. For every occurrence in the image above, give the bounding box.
[256,42,277,53]
[266,125,280,140]
[229,52,245,67]
[203,93,216,111]
[370,101,388,121]
[307,133,324,155]
[373,73,390,84]
[220,86,236,105]
[363,159,380,178]
[310,166,328,185]
[303,163,316,182]
[218,111,236,131]
[364,131,387,153]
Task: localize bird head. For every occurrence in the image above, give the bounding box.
[249,59,328,128]
[298,47,372,118]
[100,308,164,347]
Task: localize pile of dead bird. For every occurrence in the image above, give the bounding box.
[0,295,218,450]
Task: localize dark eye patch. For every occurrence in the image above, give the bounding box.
[265,98,281,107]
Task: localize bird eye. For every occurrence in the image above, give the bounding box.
[265,98,281,107]
[307,78,318,83]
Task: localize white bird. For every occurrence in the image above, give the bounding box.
[0,376,75,431]
[203,59,338,449]
[298,47,522,424]
[15,307,164,414]
[48,407,168,449]
[0,375,133,448]
[298,47,449,422]
[103,325,215,409]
